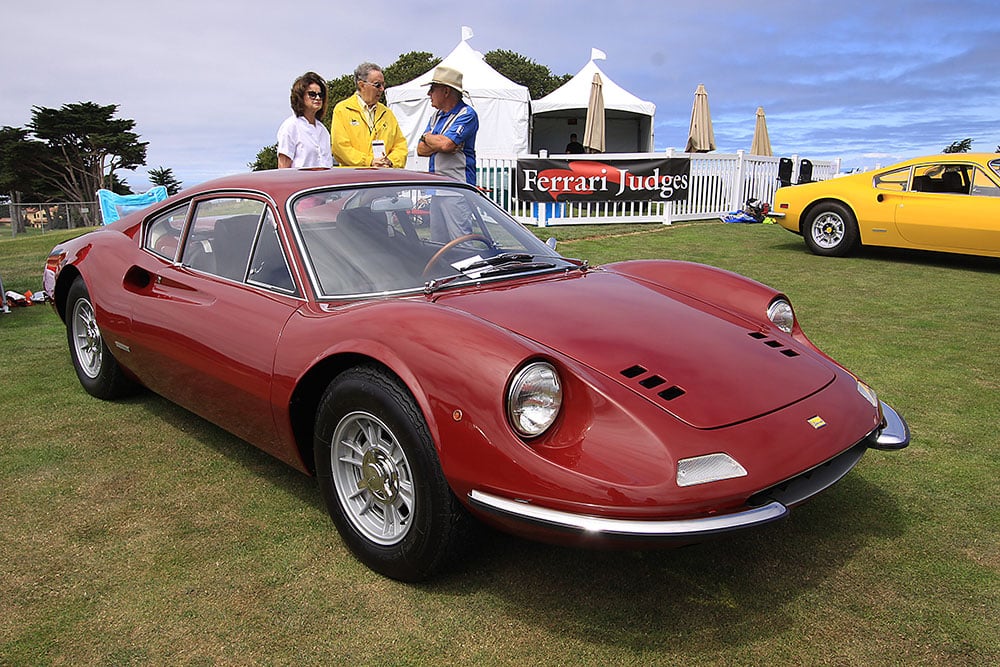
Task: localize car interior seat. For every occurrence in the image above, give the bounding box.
[777,158,793,188]
[797,159,813,184]
[940,170,966,194]
[212,214,260,281]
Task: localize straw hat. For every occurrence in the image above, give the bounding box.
[425,66,465,95]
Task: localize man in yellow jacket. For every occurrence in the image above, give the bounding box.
[331,62,408,168]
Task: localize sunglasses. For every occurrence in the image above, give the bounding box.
[306,90,325,99]
[361,80,385,90]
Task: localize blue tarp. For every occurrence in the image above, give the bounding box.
[97,186,169,224]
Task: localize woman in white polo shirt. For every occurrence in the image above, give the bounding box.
[276,72,334,169]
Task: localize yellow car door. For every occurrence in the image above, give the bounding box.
[895,165,1000,253]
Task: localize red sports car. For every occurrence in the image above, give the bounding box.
[44,167,908,581]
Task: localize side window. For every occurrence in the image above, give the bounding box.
[472,198,522,249]
[181,198,265,280]
[144,204,189,260]
[970,168,1000,198]
[874,167,909,192]
[248,209,297,294]
[911,164,968,194]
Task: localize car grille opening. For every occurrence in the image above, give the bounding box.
[747,443,866,508]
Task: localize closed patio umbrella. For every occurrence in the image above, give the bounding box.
[750,106,772,156]
[583,72,605,153]
[684,83,715,153]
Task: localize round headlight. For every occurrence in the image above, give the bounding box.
[767,299,795,333]
[507,361,562,438]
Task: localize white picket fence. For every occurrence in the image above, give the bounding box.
[475,151,841,226]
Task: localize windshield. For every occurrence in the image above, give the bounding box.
[290,183,571,298]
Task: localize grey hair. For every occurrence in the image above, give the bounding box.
[354,62,383,83]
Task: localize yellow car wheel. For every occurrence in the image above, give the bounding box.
[803,202,859,257]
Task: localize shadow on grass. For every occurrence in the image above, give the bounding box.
[124,393,326,515]
[443,473,905,653]
[769,235,1000,273]
[119,390,905,655]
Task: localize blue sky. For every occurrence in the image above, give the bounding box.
[3,0,997,189]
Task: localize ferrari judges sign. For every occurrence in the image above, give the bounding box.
[515,157,691,203]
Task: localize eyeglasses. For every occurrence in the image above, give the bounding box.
[361,80,385,90]
[306,90,325,99]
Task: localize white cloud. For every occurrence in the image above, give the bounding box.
[4,0,998,188]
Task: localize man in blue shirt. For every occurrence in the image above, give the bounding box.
[417,66,479,185]
[417,66,480,243]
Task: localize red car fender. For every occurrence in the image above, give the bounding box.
[271,297,547,473]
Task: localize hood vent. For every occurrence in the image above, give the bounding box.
[748,331,800,357]
[619,365,687,403]
[620,329,801,408]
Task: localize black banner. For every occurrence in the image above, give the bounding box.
[516,157,691,203]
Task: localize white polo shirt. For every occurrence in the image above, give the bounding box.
[276,115,334,168]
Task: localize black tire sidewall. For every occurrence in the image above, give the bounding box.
[65,277,133,399]
[803,202,859,257]
[314,365,456,581]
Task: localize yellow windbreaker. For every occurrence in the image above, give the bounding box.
[330,95,408,168]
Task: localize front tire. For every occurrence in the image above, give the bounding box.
[314,365,470,581]
[65,277,137,399]
[802,202,859,257]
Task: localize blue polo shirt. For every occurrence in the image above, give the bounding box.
[424,102,479,185]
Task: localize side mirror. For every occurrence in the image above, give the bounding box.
[545,237,557,250]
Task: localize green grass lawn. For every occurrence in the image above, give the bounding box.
[1,221,997,665]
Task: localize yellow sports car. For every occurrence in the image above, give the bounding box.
[772,153,1000,257]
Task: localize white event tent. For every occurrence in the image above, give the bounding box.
[531,49,656,154]
[385,28,531,166]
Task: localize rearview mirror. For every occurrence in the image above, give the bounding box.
[371,196,414,212]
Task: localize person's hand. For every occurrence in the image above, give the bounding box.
[372,156,393,168]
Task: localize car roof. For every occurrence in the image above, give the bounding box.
[179,167,459,201]
[105,168,466,231]
[895,153,997,167]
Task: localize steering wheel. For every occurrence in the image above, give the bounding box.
[422,233,492,278]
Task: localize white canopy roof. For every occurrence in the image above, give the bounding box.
[531,53,656,154]
[532,58,655,117]
[386,30,531,160]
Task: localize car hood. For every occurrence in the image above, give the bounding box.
[437,270,835,429]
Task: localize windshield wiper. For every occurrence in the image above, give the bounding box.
[423,253,557,294]
[457,252,534,272]
[477,260,557,276]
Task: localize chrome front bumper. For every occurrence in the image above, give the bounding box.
[468,490,788,542]
[469,400,909,543]
[870,400,910,450]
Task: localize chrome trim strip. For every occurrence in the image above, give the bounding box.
[468,490,787,540]
[873,400,910,449]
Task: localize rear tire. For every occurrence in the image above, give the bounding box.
[66,277,137,399]
[802,202,859,257]
[314,365,471,581]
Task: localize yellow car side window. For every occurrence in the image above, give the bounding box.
[971,168,1000,198]
[874,167,909,192]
